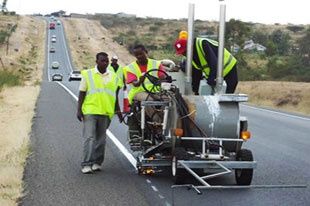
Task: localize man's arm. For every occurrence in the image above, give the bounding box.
[77,91,86,121]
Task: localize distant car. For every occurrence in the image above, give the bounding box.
[51,61,60,69]
[52,34,56,38]
[68,70,82,81]
[49,47,56,53]
[57,20,61,25]
[49,22,55,29]
[52,73,63,81]
[51,37,56,43]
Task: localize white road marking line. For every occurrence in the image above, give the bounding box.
[151,185,158,192]
[47,21,51,82]
[242,104,310,121]
[158,194,165,199]
[146,179,152,184]
[60,20,73,72]
[56,82,137,169]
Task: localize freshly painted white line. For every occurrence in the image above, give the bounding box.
[242,104,310,121]
[56,82,78,101]
[151,185,158,192]
[56,82,137,169]
[47,21,51,82]
[158,194,165,199]
[106,130,137,168]
[60,21,73,72]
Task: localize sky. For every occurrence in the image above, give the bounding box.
[6,0,310,25]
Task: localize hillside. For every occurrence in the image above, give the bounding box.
[61,18,135,70]
[89,14,310,82]
[0,15,45,206]
[63,17,310,115]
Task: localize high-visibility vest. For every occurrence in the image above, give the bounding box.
[81,66,118,119]
[192,38,237,77]
[110,64,124,88]
[124,58,161,104]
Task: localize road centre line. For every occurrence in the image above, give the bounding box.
[56,82,137,169]
[242,104,310,121]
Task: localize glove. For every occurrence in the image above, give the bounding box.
[207,77,216,86]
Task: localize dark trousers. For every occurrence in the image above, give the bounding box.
[224,65,238,93]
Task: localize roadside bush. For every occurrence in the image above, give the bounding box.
[0,71,21,89]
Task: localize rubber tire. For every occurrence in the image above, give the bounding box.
[235,149,254,185]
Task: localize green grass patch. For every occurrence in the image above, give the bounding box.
[0,71,21,89]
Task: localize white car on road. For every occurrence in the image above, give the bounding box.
[68,70,82,81]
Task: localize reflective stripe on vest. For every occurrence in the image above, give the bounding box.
[193,38,237,77]
[125,59,160,104]
[81,67,117,119]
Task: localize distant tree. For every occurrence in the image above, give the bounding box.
[269,29,291,55]
[296,28,310,66]
[225,19,251,48]
[286,25,304,33]
[252,31,268,46]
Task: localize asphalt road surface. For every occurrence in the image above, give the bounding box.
[21,18,310,206]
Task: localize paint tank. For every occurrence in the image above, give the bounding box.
[183,94,248,151]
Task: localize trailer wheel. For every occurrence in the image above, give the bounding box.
[172,147,187,184]
[235,149,253,185]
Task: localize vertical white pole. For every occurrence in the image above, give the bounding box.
[216,0,226,94]
[185,3,195,95]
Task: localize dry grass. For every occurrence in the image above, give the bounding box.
[0,15,45,205]
[237,81,310,115]
[61,17,135,70]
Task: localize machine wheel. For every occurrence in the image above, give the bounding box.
[172,147,187,184]
[235,149,253,185]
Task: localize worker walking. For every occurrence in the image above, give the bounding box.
[174,34,238,94]
[77,52,122,174]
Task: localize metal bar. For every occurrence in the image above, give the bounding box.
[179,160,257,169]
[219,139,223,156]
[185,3,195,95]
[140,101,169,106]
[141,105,145,131]
[181,137,244,142]
[215,1,226,94]
[201,161,231,180]
[179,161,210,186]
[162,106,169,133]
[196,184,307,189]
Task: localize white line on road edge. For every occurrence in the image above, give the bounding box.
[56,82,137,169]
[242,104,310,121]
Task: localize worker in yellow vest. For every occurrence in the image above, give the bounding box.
[123,44,166,146]
[174,35,238,94]
[77,52,122,174]
[124,44,166,104]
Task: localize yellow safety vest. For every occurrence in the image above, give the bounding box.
[192,38,237,77]
[124,58,161,104]
[81,66,118,119]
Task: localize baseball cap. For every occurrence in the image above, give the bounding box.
[174,39,187,55]
[111,55,118,60]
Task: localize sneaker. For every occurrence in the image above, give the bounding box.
[81,166,93,174]
[91,164,102,172]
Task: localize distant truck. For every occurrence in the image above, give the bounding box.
[49,22,55,29]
